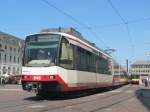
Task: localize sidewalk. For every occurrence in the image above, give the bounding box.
[0,84,22,89]
[135,86,150,110]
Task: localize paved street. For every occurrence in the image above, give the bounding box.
[0,84,149,112]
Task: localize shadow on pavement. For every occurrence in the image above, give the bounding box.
[24,86,121,101]
[135,88,150,111]
[24,90,106,101]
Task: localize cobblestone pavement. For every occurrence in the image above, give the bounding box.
[0,84,149,112]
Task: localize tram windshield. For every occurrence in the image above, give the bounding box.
[24,34,60,67]
[131,75,139,79]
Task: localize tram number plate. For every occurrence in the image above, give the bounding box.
[33,76,41,80]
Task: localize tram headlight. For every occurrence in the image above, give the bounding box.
[49,75,55,80]
[22,75,29,80]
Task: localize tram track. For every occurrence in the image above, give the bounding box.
[20,85,131,112]
[89,94,135,112]
[0,99,44,110]
[0,85,133,112]
[35,86,131,112]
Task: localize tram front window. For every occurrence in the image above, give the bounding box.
[24,34,60,67]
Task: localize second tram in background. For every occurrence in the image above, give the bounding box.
[130,74,140,84]
[112,62,129,86]
[21,28,129,96]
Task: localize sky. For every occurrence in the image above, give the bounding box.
[0,0,150,66]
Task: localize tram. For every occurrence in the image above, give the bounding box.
[131,74,140,84]
[21,28,126,96]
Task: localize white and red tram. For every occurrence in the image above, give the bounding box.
[21,28,120,95]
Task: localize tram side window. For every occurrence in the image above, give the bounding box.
[91,54,96,72]
[76,47,97,72]
[77,47,87,71]
[76,46,110,74]
[97,58,110,74]
[97,59,100,73]
[86,51,96,72]
[86,51,91,71]
[59,38,74,69]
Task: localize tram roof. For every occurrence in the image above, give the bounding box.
[27,27,112,59]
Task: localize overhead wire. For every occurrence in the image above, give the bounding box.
[125,23,135,58]
[40,0,109,48]
[41,0,88,28]
[40,0,150,57]
[107,0,135,59]
[76,16,150,30]
[107,0,127,24]
[128,17,150,24]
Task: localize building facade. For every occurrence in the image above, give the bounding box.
[0,32,23,77]
[131,60,150,84]
[131,60,150,76]
[113,61,127,76]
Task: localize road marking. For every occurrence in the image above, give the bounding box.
[125,90,133,93]
[109,90,121,93]
[128,98,135,102]
[28,105,45,108]
[65,106,73,109]
[105,108,112,111]
[0,89,22,91]
[97,93,105,96]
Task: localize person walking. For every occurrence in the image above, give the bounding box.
[0,77,5,86]
[144,78,148,87]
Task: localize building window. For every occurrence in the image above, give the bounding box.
[0,53,1,62]
[10,56,12,63]
[8,66,11,75]
[12,67,16,75]
[0,44,2,49]
[2,66,7,74]
[5,45,7,49]
[18,48,20,53]
[10,47,12,51]
[18,57,19,63]
[4,54,6,63]
[14,56,16,63]
[17,67,19,74]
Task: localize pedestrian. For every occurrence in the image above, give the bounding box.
[0,77,5,86]
[148,77,150,85]
[144,79,148,87]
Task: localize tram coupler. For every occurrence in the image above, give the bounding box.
[25,82,42,93]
